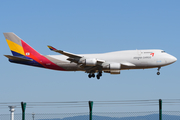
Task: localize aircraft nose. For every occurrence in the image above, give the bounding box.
[173,56,177,62]
[168,55,177,63]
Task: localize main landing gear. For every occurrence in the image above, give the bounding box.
[157,67,161,75]
[88,71,102,80]
[96,72,102,79]
[88,73,95,78]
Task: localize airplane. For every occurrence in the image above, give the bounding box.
[3,32,177,79]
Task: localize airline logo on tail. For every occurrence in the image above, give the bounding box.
[5,34,25,56]
[3,32,66,71]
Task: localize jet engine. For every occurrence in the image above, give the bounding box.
[103,63,121,74]
[109,63,121,70]
[79,58,97,66]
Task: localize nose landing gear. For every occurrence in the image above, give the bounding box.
[157,67,161,75]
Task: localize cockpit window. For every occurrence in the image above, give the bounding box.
[161,51,165,53]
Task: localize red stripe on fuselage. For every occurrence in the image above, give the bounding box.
[21,40,66,71]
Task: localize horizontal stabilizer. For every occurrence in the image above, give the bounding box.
[4,55,33,61]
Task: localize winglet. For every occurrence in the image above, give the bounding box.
[47,45,57,51]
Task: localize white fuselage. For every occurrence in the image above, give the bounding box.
[46,49,177,71]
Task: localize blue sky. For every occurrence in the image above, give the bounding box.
[0,0,180,114]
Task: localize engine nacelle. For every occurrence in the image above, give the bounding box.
[109,63,121,74]
[109,63,121,70]
[103,63,121,74]
[79,58,97,66]
[85,58,97,66]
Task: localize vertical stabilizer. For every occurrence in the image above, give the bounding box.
[3,33,25,56]
[3,32,66,70]
[3,32,44,67]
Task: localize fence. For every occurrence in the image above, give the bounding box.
[0,99,180,120]
[1,111,180,120]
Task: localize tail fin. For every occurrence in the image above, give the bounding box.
[3,32,46,68]
[3,32,42,58]
[4,32,26,56]
[3,33,66,70]
[3,32,44,66]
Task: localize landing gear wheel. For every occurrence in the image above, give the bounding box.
[99,72,102,76]
[88,73,95,78]
[97,75,100,79]
[88,74,91,78]
[157,72,160,75]
[92,74,95,78]
[96,71,102,79]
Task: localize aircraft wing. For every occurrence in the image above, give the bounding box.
[48,46,82,58]
[47,46,135,67]
[48,46,105,63]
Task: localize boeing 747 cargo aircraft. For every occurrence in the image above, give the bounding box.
[3,33,177,79]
